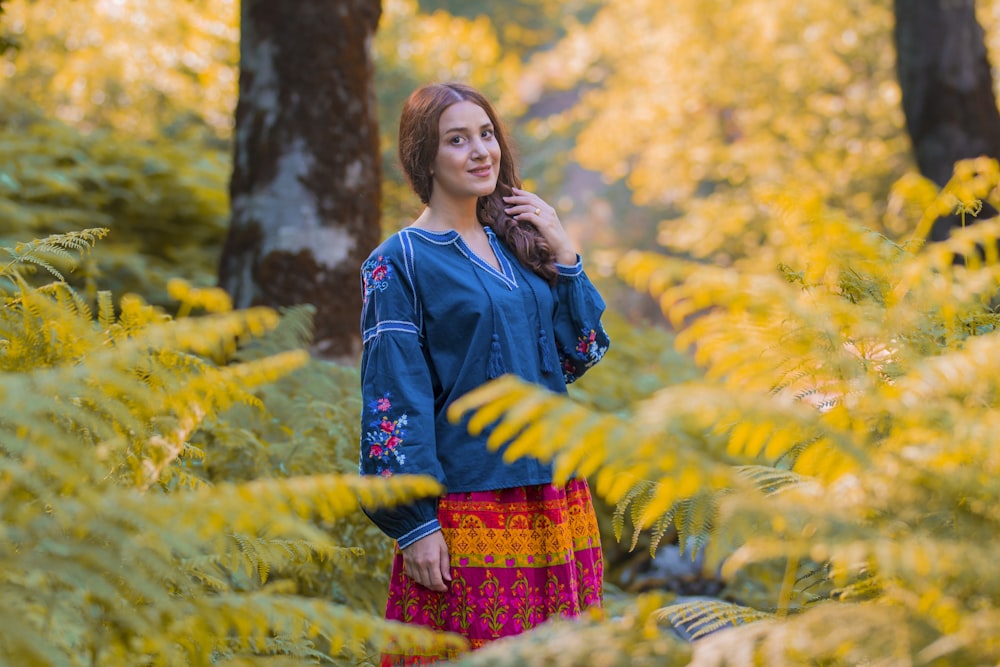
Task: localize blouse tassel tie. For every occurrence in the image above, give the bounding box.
[518,264,558,376]
[488,333,506,379]
[536,327,557,375]
[472,266,508,379]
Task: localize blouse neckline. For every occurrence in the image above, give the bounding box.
[403,226,518,289]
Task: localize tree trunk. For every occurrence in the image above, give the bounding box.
[220,0,382,358]
[894,0,1000,241]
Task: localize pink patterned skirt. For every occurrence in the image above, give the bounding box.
[380,478,604,665]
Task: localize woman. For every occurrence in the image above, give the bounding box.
[359,82,610,664]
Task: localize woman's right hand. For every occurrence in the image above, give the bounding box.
[401,531,452,592]
[502,187,578,265]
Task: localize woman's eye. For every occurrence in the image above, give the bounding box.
[482,129,494,139]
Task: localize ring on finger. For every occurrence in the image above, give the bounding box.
[534,207,541,215]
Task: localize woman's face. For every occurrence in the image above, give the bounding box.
[429,100,501,204]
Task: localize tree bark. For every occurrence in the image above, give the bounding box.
[220,0,382,358]
[894,0,1000,241]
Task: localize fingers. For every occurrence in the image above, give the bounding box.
[401,531,450,592]
[419,564,448,592]
[404,556,446,591]
[502,188,551,221]
[505,204,547,219]
[439,538,452,584]
[502,188,578,264]
[404,558,446,591]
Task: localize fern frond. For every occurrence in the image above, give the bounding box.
[155,474,444,540]
[233,303,317,362]
[830,571,883,602]
[448,375,735,508]
[122,305,282,359]
[0,227,108,280]
[655,599,773,639]
[97,289,115,331]
[228,534,364,585]
[39,279,93,321]
[164,593,467,663]
[613,479,719,558]
[112,292,172,337]
[212,634,332,664]
[675,493,717,559]
[648,513,678,558]
[447,592,692,667]
[11,252,64,280]
[735,465,812,495]
[167,277,233,316]
[612,479,655,543]
[684,601,900,665]
[629,483,658,550]
[634,382,866,478]
[179,554,230,592]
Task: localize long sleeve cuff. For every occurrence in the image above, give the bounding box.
[396,519,442,549]
[555,255,583,276]
[361,496,440,548]
[552,256,610,383]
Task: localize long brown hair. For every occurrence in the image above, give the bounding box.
[397,82,558,284]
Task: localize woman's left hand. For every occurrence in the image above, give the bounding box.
[503,187,578,265]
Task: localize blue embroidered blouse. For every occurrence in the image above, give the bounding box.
[358,226,610,548]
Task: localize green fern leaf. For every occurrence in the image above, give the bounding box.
[655,599,773,639]
[735,465,810,495]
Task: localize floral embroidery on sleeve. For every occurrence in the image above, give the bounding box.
[364,392,408,477]
[362,255,394,304]
[559,326,610,383]
[576,329,605,362]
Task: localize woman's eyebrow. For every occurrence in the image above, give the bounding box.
[443,123,494,134]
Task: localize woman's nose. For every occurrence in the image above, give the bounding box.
[470,137,487,158]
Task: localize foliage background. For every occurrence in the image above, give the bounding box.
[3,0,1000,664]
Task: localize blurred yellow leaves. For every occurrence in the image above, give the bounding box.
[378,0,521,116]
[168,277,233,316]
[522,0,923,268]
[1,0,239,136]
[570,0,907,202]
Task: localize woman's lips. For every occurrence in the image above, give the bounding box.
[469,165,492,177]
